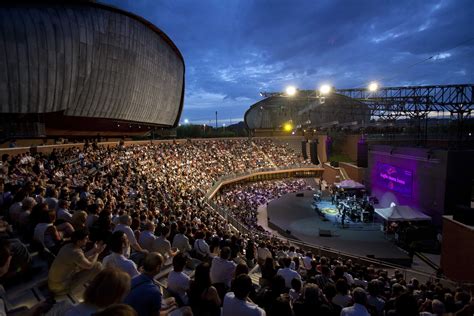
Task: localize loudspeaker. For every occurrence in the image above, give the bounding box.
[310,140,319,165]
[319,229,332,237]
[453,205,474,225]
[357,141,368,168]
[296,193,304,197]
[301,140,308,159]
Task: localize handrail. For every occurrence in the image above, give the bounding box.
[205,164,323,199]
[205,174,473,289]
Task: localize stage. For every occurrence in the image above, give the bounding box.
[312,200,380,230]
[266,190,412,266]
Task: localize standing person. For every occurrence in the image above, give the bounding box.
[222,274,266,316]
[124,253,177,316]
[48,230,104,296]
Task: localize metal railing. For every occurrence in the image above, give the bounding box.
[205,175,473,289]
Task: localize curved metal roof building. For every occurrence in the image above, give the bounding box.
[245,91,370,131]
[0,1,184,137]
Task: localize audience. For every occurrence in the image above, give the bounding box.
[0,139,471,316]
[48,230,104,296]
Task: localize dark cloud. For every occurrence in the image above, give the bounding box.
[102,0,474,124]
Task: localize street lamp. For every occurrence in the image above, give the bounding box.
[368,82,379,92]
[319,84,332,95]
[285,86,297,96]
[184,118,189,124]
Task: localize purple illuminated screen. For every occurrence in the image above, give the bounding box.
[376,162,413,196]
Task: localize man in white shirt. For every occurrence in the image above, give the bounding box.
[103,231,139,278]
[302,252,313,271]
[340,287,370,316]
[113,215,147,259]
[56,200,73,222]
[257,243,272,266]
[210,247,236,288]
[222,274,265,316]
[193,231,211,258]
[152,226,172,257]
[139,221,156,252]
[172,226,191,254]
[276,257,301,288]
[167,253,190,305]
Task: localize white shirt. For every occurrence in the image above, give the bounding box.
[172,233,191,253]
[222,292,266,316]
[167,270,190,304]
[340,303,370,316]
[56,208,73,222]
[210,257,236,287]
[139,230,156,252]
[193,239,211,256]
[276,267,301,288]
[302,256,312,270]
[113,224,137,258]
[102,252,139,278]
[257,247,272,262]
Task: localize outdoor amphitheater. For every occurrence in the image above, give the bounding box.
[1,1,474,316]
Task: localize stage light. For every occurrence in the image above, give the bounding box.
[319,84,331,95]
[285,86,297,96]
[368,82,379,92]
[283,122,293,132]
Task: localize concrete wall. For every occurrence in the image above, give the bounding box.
[340,162,366,184]
[0,3,184,126]
[441,216,474,282]
[317,135,328,163]
[341,134,361,162]
[322,163,341,184]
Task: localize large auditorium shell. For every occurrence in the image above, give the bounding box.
[245,91,370,131]
[0,2,184,137]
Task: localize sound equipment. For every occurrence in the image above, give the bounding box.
[453,205,474,225]
[310,140,319,165]
[301,140,308,159]
[319,229,332,237]
[296,193,304,197]
[357,140,368,168]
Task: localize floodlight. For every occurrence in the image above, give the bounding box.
[368,82,379,92]
[319,84,331,95]
[285,86,297,96]
[184,118,189,124]
[283,122,293,132]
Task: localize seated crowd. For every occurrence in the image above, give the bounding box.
[0,139,472,316]
[215,179,311,230]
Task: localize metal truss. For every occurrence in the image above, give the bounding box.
[336,84,474,119]
[261,84,474,119]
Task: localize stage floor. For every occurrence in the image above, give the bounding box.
[267,190,411,265]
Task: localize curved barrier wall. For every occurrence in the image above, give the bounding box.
[0,2,184,127]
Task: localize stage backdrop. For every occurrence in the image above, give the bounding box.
[366,145,448,226]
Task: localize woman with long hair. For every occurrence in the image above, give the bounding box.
[188,262,221,316]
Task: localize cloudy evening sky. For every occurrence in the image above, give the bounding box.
[102,0,474,125]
